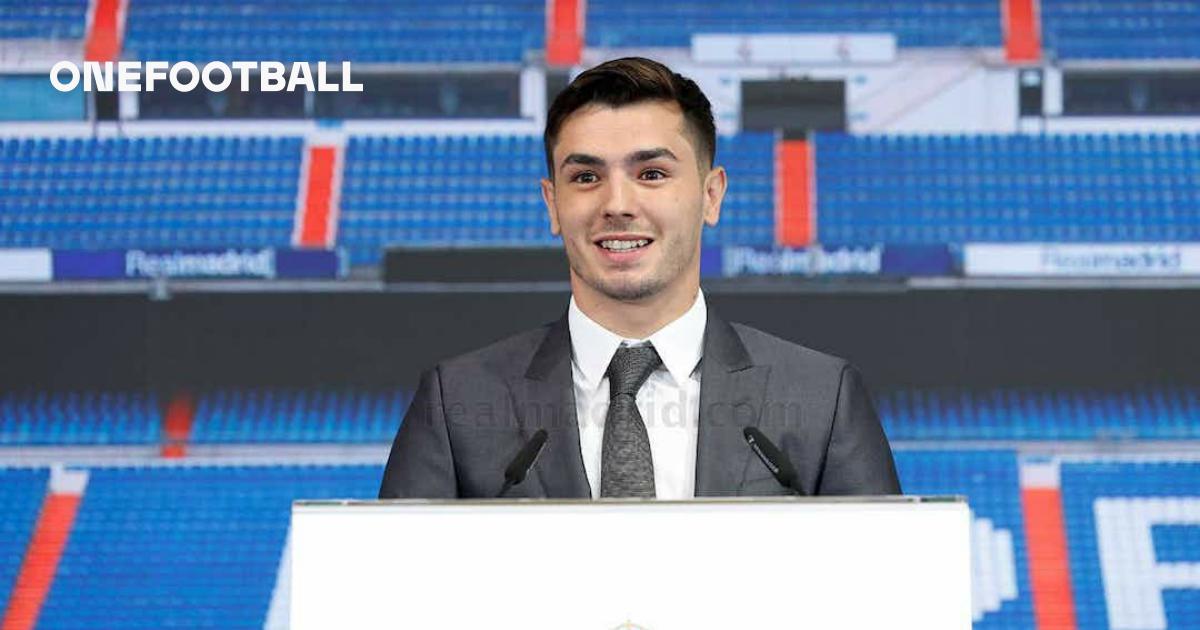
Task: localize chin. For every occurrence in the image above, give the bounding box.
[591,274,666,302]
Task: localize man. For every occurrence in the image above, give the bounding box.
[379,57,900,499]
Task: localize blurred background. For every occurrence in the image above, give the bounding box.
[2,0,1200,628]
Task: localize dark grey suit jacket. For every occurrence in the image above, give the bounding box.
[379,307,900,499]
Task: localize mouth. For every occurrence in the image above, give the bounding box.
[593,235,654,255]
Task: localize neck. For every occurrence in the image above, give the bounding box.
[571,274,699,339]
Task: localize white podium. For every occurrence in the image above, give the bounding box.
[291,497,970,629]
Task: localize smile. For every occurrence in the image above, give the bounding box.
[598,239,651,251]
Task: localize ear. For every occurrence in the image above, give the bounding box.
[701,165,727,227]
[540,177,561,235]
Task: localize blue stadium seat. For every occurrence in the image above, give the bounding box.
[37,464,381,629]
[587,1,1001,49]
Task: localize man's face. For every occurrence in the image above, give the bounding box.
[541,100,725,303]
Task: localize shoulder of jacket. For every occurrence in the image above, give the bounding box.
[434,322,553,377]
[729,321,849,374]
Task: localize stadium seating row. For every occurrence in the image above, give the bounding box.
[587,0,1002,48]
[0,391,161,445]
[36,464,382,629]
[6,0,1199,60]
[878,386,1200,440]
[123,0,544,63]
[192,388,407,444]
[3,132,1199,260]
[816,133,1200,245]
[4,386,1198,445]
[0,0,86,40]
[1040,0,1200,59]
[0,137,301,252]
[5,454,1196,628]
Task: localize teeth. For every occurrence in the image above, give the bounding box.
[600,239,649,251]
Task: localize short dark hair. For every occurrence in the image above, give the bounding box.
[543,57,716,178]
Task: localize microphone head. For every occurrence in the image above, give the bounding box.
[504,428,548,484]
[529,428,548,450]
[743,426,798,488]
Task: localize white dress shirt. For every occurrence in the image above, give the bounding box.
[568,289,707,499]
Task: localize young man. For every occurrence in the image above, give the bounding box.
[379,57,900,499]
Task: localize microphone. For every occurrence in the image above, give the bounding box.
[496,429,548,498]
[743,427,806,496]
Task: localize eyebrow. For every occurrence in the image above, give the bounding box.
[558,147,680,172]
[560,153,605,169]
[628,148,679,164]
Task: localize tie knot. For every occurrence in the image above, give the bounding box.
[606,344,662,399]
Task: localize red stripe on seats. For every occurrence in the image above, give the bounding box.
[1,494,82,630]
[162,391,195,458]
[546,0,583,66]
[1022,488,1078,630]
[298,146,338,248]
[84,0,124,63]
[1004,0,1042,62]
[776,138,814,247]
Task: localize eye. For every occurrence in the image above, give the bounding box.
[571,171,599,184]
[640,169,667,181]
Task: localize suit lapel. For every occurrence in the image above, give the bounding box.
[694,309,771,497]
[507,314,591,498]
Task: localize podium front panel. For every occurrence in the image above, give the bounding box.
[292,497,970,629]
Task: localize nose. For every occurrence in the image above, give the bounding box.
[602,173,639,220]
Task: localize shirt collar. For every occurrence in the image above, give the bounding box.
[568,288,707,391]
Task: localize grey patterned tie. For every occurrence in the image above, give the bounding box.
[600,344,662,498]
